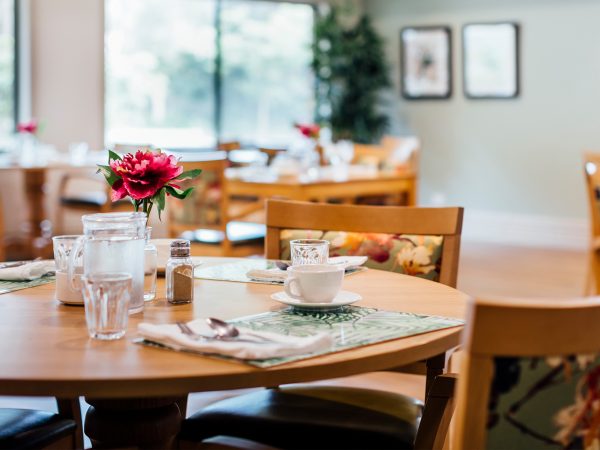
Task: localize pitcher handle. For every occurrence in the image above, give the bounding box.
[68,236,85,291]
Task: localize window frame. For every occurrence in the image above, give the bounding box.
[12,0,19,130]
[103,0,316,150]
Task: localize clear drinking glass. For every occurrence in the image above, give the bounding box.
[144,227,157,302]
[82,272,132,340]
[52,235,84,304]
[290,239,329,266]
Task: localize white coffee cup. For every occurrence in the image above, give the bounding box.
[284,264,344,303]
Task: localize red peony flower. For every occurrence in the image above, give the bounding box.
[17,120,38,134]
[98,148,201,221]
[109,150,183,201]
[295,123,320,139]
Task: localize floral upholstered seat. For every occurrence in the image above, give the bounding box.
[280,229,444,282]
[487,355,600,449]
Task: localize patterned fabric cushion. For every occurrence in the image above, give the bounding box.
[487,355,600,449]
[280,229,443,281]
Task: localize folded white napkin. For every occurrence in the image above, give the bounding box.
[246,256,369,283]
[246,268,287,283]
[138,319,333,361]
[0,260,56,281]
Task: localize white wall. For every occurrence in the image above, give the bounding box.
[31,0,104,150]
[365,0,600,239]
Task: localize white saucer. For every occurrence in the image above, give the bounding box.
[271,290,362,311]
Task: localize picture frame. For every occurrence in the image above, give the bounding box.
[400,26,452,100]
[462,22,520,99]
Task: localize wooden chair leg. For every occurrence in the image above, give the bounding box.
[56,397,84,449]
[586,248,599,296]
[414,374,457,450]
[425,353,446,398]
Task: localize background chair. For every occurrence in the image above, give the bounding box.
[168,155,264,257]
[55,144,151,234]
[584,152,600,295]
[0,195,5,262]
[352,135,420,206]
[0,398,81,449]
[454,296,600,449]
[179,200,463,449]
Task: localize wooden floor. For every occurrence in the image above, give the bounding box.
[0,241,590,447]
[458,241,587,299]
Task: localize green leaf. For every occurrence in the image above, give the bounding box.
[153,188,166,221]
[165,185,194,200]
[96,164,120,187]
[173,169,202,181]
[108,150,122,162]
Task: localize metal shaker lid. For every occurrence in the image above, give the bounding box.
[170,239,191,257]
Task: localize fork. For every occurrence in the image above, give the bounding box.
[176,322,269,344]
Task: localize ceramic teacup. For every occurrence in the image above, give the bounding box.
[284,264,344,303]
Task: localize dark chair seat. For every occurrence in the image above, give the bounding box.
[0,408,76,450]
[179,386,422,450]
[60,191,107,207]
[181,221,265,247]
[60,192,131,209]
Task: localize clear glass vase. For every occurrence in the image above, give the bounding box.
[144,227,157,301]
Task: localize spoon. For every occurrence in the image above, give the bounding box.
[206,317,273,342]
[274,260,290,271]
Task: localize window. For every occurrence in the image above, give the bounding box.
[0,0,16,142]
[105,0,314,150]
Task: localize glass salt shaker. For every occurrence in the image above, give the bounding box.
[143,226,157,301]
[166,239,194,304]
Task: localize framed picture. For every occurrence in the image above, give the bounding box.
[400,26,452,100]
[463,22,520,99]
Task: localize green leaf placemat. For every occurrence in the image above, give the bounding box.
[194,260,366,285]
[137,306,463,368]
[231,306,463,367]
[0,276,55,294]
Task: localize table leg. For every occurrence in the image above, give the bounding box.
[425,353,446,400]
[84,396,184,449]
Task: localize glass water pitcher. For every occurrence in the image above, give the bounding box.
[69,212,147,313]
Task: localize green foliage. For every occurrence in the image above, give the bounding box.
[313,9,391,144]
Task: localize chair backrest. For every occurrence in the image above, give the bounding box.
[352,143,392,167]
[217,141,241,152]
[453,296,600,449]
[584,152,600,239]
[265,200,463,287]
[381,135,420,172]
[112,143,153,154]
[167,154,229,238]
[352,135,420,173]
[0,194,5,261]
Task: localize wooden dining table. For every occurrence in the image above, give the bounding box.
[225,164,418,205]
[0,257,467,448]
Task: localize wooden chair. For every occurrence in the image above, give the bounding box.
[179,200,464,449]
[0,398,82,449]
[55,144,151,234]
[0,195,5,262]
[352,135,420,206]
[217,141,242,152]
[584,152,600,295]
[453,296,600,449]
[168,155,264,257]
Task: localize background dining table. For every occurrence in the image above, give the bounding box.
[0,256,468,448]
[224,164,417,205]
